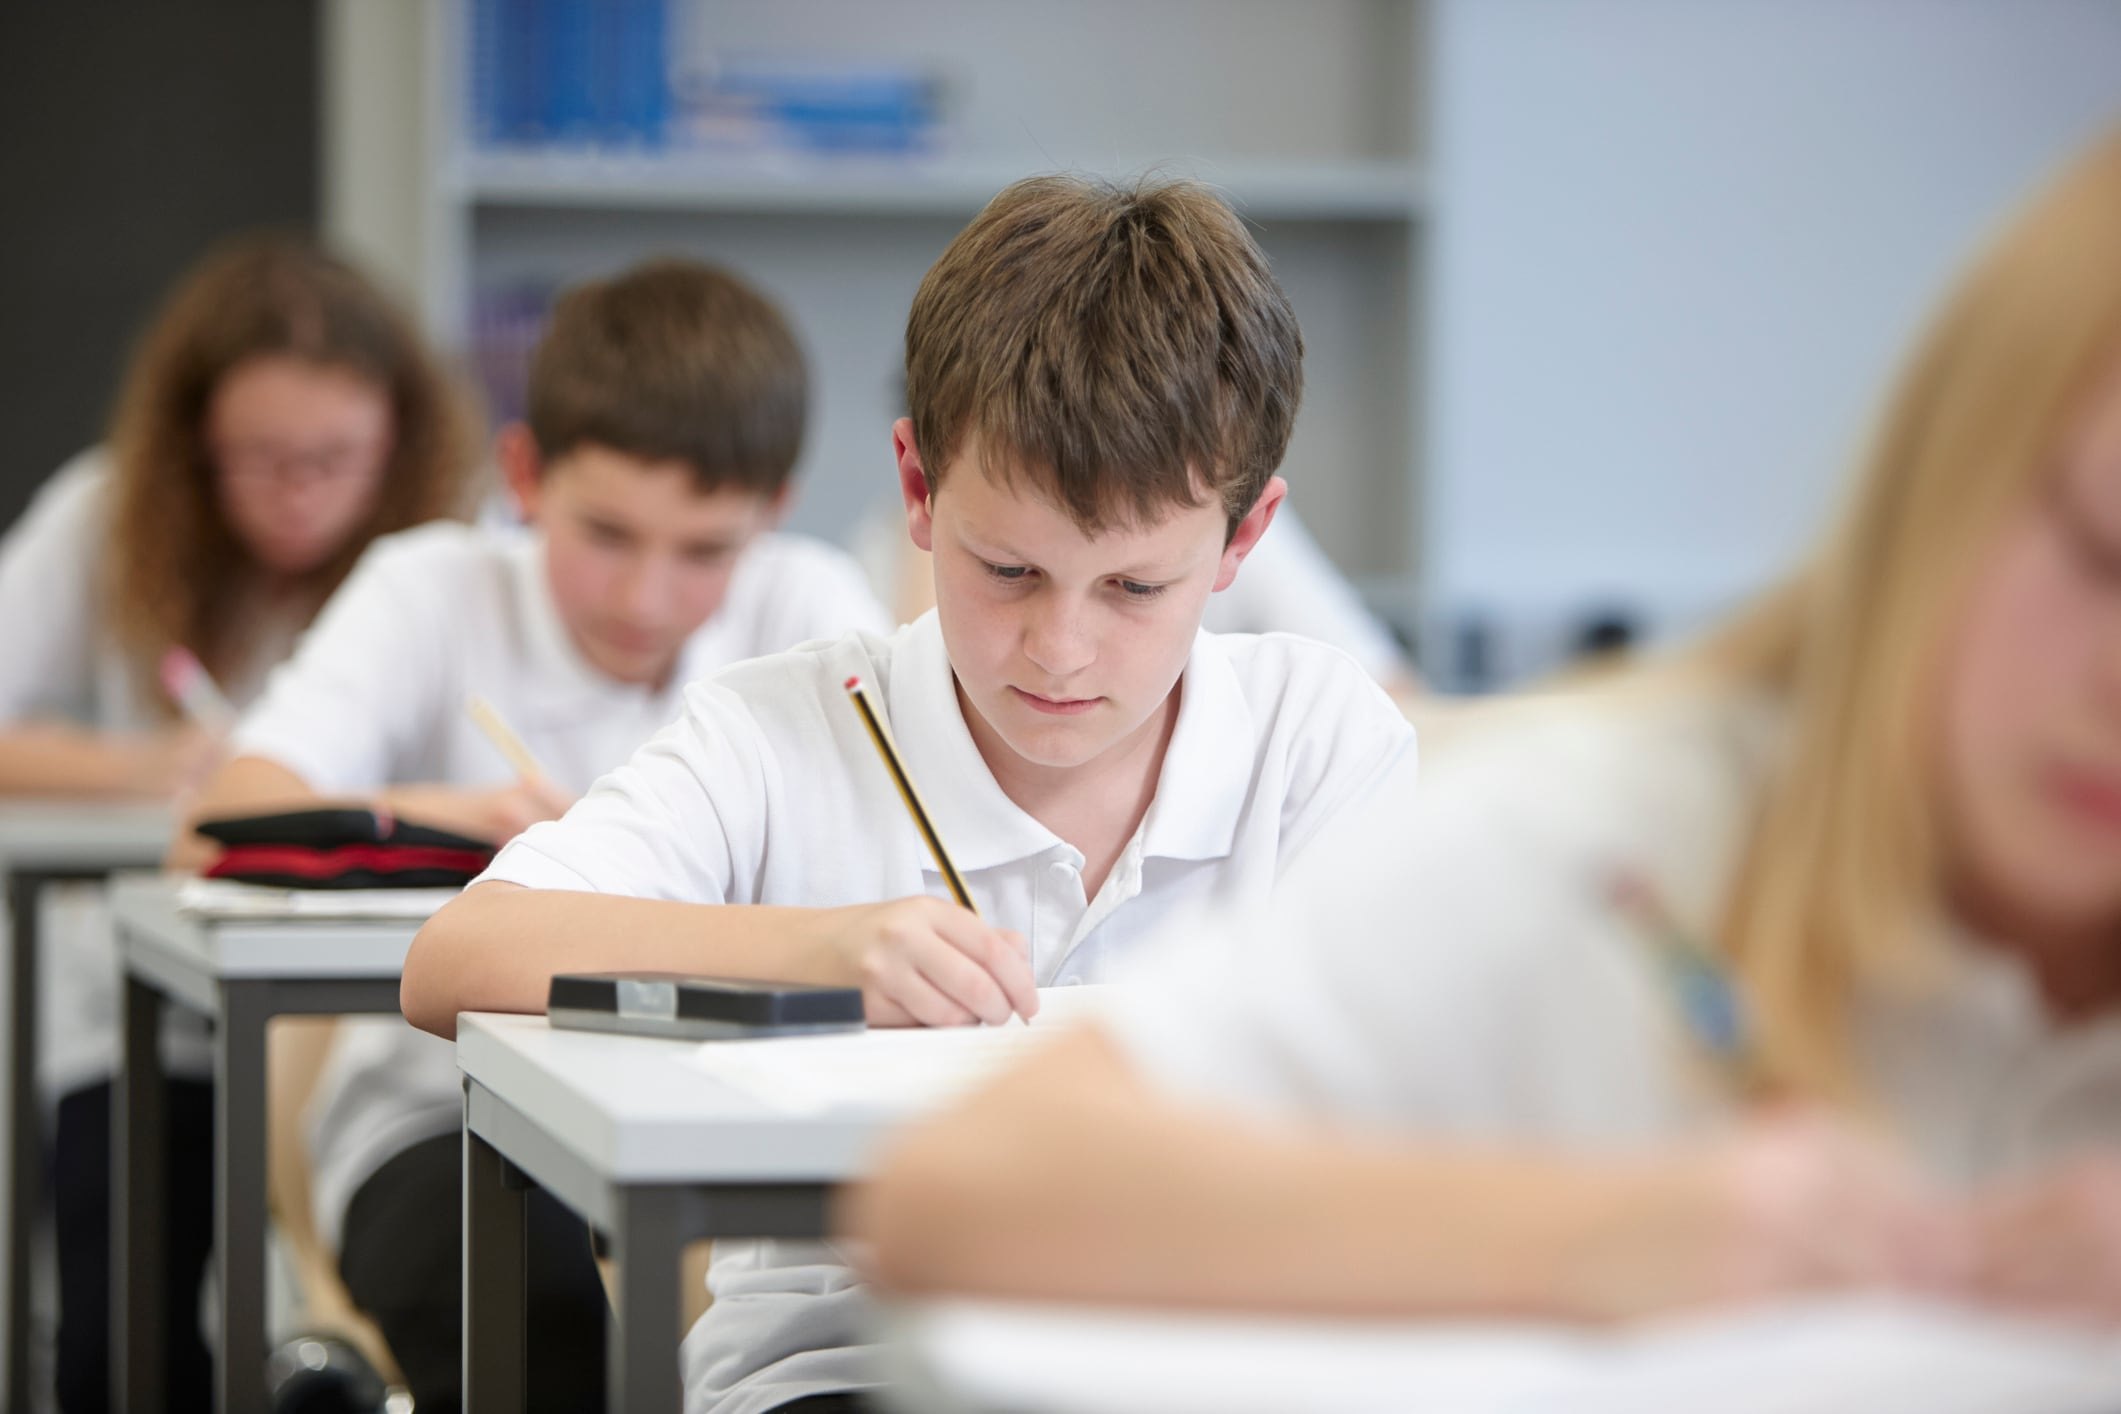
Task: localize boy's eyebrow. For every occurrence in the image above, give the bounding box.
[954,525,1038,566]
[958,523,1195,581]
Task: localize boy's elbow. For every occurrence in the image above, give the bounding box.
[400,915,461,1039]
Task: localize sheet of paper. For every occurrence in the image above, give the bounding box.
[691,984,1115,1115]
[885,1297,2121,1414]
[175,878,461,921]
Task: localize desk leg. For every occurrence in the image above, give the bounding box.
[609,1186,685,1414]
[215,981,269,1414]
[115,971,167,1414]
[465,1116,528,1414]
[4,871,38,1414]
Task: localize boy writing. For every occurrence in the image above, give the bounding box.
[183,258,888,1411]
[404,177,1418,1412]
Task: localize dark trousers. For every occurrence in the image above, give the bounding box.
[338,1133,607,1414]
[54,1076,216,1414]
[771,1397,881,1412]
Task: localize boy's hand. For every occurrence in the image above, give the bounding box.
[1972,1153,2121,1322]
[384,777,575,846]
[819,896,1037,1028]
[131,724,223,797]
[1586,1110,1974,1320]
[474,775,575,843]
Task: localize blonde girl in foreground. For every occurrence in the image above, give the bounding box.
[853,127,2121,1324]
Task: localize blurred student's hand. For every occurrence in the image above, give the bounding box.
[1972,1153,2121,1323]
[382,777,574,847]
[474,775,575,843]
[130,723,223,798]
[816,895,1037,1028]
[1588,1110,1974,1320]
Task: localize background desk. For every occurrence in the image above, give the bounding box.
[0,801,169,1414]
[110,876,449,1414]
[881,1296,2121,1414]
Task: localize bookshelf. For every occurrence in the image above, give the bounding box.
[331,0,1431,627]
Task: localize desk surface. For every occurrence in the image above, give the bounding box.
[109,874,448,979]
[882,1297,2121,1414]
[0,801,170,870]
[459,992,1100,1186]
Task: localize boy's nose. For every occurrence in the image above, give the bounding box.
[1022,599,1096,679]
[616,558,670,621]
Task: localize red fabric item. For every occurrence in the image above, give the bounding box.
[204,844,491,881]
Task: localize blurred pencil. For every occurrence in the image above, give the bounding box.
[466,695,551,783]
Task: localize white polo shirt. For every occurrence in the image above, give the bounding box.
[229,518,892,1247]
[1105,688,2121,1191]
[0,451,301,1095]
[478,611,1418,1414]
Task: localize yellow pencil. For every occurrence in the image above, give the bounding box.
[466,695,551,784]
[844,675,979,916]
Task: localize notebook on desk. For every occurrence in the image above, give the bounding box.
[690,984,1116,1115]
[881,1296,2121,1414]
[174,878,461,921]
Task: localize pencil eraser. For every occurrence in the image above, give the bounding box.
[160,647,199,699]
[845,676,862,691]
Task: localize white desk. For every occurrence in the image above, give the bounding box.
[110,876,451,1414]
[0,801,169,1414]
[880,1297,2121,1414]
[457,998,1095,1414]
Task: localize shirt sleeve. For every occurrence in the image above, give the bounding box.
[1207,510,1413,683]
[228,536,455,794]
[1101,723,1701,1145]
[0,452,113,724]
[475,674,775,904]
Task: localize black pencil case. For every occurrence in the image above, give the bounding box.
[196,808,495,890]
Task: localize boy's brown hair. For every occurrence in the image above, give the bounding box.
[529,258,807,495]
[905,174,1303,537]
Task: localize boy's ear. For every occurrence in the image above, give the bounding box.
[894,417,936,553]
[495,424,545,522]
[1213,476,1287,592]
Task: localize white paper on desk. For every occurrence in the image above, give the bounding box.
[175,878,460,921]
[884,1297,2121,1414]
[693,985,1115,1115]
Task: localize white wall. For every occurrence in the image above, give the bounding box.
[1424,0,2121,679]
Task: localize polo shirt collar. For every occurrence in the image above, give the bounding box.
[882,614,1255,873]
[886,612,1059,872]
[1138,629,1253,862]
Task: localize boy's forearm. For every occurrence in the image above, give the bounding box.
[178,763,509,867]
[375,782,503,841]
[400,881,851,1039]
[171,754,321,869]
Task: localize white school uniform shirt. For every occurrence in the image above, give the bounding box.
[0,451,300,1096]
[477,611,1418,1414]
[228,519,892,1248]
[1105,688,2121,1190]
